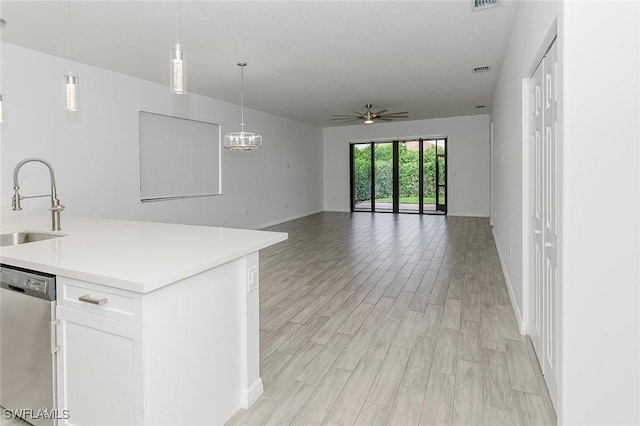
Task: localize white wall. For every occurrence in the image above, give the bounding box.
[492,1,640,425]
[323,115,490,217]
[0,43,323,229]
[562,2,639,425]
[490,0,561,327]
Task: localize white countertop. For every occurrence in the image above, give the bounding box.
[0,214,287,293]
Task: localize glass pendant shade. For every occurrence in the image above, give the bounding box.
[224,62,262,150]
[224,131,263,150]
[65,73,79,111]
[170,43,185,94]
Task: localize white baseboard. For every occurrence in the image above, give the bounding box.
[447,211,491,218]
[254,209,323,230]
[241,378,263,409]
[492,229,527,335]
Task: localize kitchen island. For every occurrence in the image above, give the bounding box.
[0,215,287,426]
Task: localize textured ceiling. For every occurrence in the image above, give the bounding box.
[0,1,518,127]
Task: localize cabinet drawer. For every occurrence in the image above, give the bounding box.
[57,277,142,325]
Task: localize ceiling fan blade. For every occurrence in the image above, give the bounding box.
[379,111,409,116]
[332,106,409,123]
[330,117,360,121]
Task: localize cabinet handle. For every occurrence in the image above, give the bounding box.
[79,294,108,306]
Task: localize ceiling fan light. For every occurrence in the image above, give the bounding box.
[364,118,374,124]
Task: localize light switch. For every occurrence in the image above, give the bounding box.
[247,267,258,293]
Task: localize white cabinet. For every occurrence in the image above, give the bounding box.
[55,252,261,426]
[56,307,143,426]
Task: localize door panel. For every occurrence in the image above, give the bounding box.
[398,141,420,213]
[352,143,373,211]
[530,59,544,361]
[529,39,558,408]
[374,143,393,212]
[436,139,447,212]
[542,40,558,404]
[422,140,436,212]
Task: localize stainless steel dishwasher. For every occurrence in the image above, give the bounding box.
[1,264,57,426]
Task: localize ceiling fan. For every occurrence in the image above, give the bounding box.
[331,104,409,125]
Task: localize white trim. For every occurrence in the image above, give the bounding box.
[447,212,490,218]
[324,208,351,213]
[137,105,221,127]
[254,209,323,230]
[241,378,264,409]
[489,121,494,227]
[493,228,526,334]
[521,77,531,336]
[348,134,448,144]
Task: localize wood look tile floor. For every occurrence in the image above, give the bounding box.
[230,211,555,426]
[0,214,555,426]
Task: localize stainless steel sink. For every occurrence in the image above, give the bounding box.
[0,231,65,247]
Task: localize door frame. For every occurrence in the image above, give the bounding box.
[349,137,448,215]
[435,139,448,213]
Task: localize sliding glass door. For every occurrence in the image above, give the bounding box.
[374,143,393,212]
[398,141,420,213]
[422,138,447,213]
[351,138,446,214]
[352,143,372,210]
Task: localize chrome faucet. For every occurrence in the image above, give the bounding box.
[12,158,65,231]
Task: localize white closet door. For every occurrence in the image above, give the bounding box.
[529,39,559,408]
[530,56,545,363]
[542,40,558,405]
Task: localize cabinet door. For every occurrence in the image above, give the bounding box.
[56,306,143,426]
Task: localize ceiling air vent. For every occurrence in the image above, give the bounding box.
[473,0,501,11]
[472,66,491,74]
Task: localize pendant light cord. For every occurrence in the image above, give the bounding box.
[67,0,73,71]
[240,64,245,128]
[176,1,180,44]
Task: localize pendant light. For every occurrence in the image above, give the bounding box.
[64,0,78,111]
[170,3,185,94]
[224,62,262,150]
[65,73,79,111]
